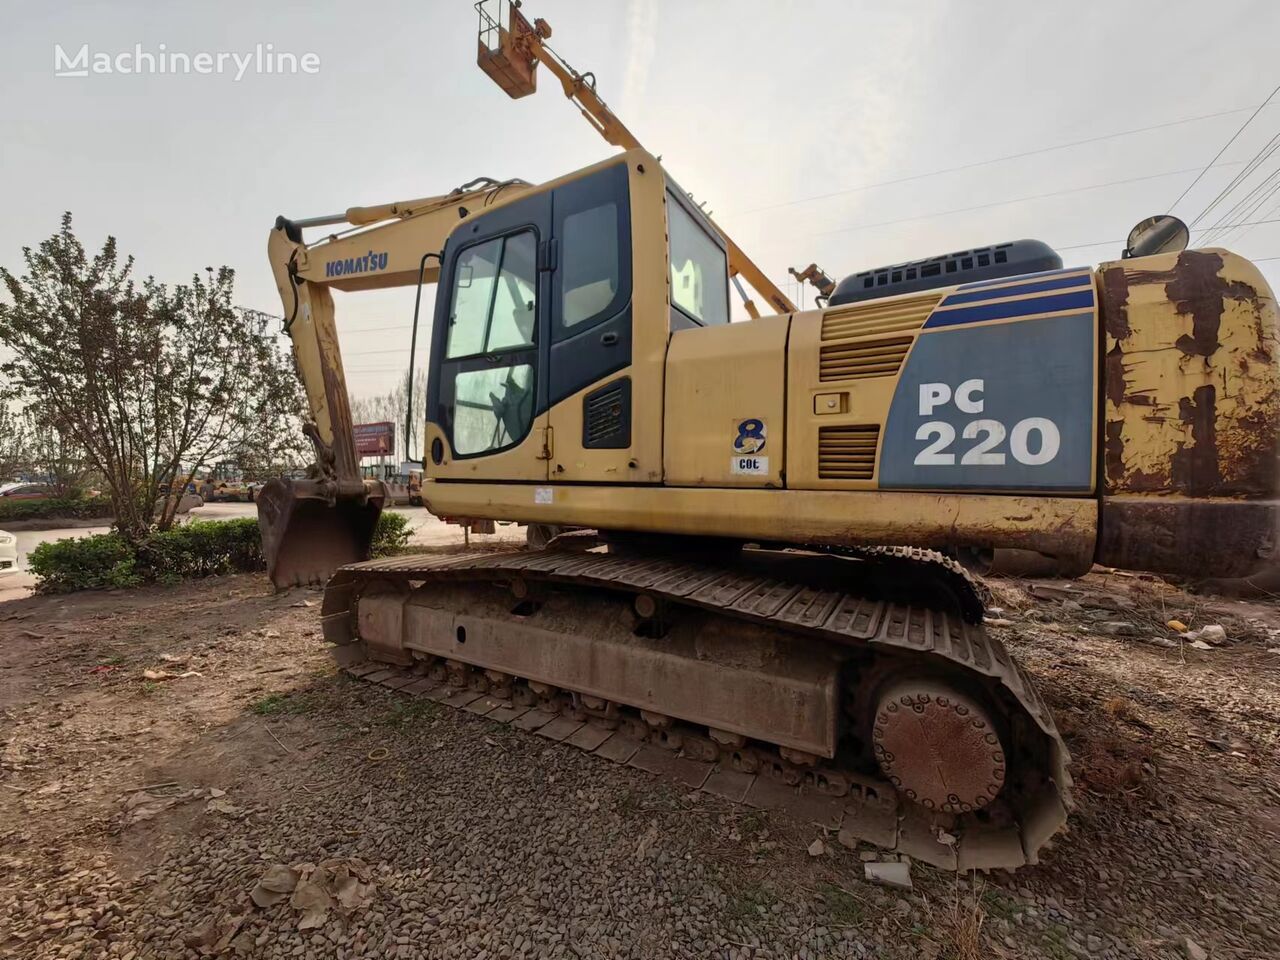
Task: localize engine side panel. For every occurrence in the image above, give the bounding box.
[664,315,789,487]
[787,269,1098,493]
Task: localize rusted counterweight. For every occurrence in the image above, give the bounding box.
[1098,249,1280,583]
[257,477,385,588]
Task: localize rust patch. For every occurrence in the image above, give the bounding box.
[1215,394,1280,497]
[1098,498,1277,579]
[1099,266,1131,340]
[1103,344,1127,407]
[1162,250,1256,358]
[1104,420,1125,487]
[1169,385,1220,496]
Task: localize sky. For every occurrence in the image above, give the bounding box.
[3,0,1280,400]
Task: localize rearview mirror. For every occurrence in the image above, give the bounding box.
[1123,215,1190,259]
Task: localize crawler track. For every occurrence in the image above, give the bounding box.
[321,548,1071,871]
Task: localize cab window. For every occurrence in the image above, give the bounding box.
[452,363,535,455]
[444,229,538,456]
[446,231,537,358]
[668,197,729,326]
[560,202,619,328]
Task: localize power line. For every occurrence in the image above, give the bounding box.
[816,163,1244,237]
[734,106,1266,216]
[1190,129,1280,233]
[1169,82,1280,215]
[1201,167,1280,246]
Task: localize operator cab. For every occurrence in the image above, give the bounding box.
[423,149,731,488]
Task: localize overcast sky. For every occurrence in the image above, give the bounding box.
[3,0,1280,399]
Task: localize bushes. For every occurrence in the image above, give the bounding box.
[370,510,411,557]
[27,532,140,592]
[29,510,414,592]
[0,495,112,522]
[137,519,265,581]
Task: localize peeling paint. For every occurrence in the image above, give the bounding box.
[1099,248,1280,498]
[1099,266,1130,340]
[1169,384,1220,495]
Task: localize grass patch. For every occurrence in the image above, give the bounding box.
[378,698,438,728]
[725,882,777,927]
[1038,922,1074,960]
[140,680,160,697]
[935,880,988,960]
[981,888,1025,922]
[616,789,641,818]
[738,809,769,836]
[251,692,315,716]
[818,882,866,927]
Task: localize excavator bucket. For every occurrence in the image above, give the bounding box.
[256,477,385,588]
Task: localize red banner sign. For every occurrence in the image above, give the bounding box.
[354,421,395,456]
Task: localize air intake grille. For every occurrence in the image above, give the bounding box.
[582,377,631,449]
[821,293,940,340]
[819,425,879,480]
[820,336,913,382]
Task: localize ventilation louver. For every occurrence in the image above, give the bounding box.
[818,425,880,480]
[818,293,939,383]
[583,378,631,449]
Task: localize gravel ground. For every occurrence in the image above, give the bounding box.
[1,561,1278,959]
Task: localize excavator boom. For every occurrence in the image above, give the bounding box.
[258,178,531,586]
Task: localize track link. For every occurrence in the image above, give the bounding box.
[321,548,1071,871]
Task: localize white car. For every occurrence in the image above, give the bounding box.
[0,530,16,571]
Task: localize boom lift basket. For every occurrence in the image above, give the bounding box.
[476,0,541,98]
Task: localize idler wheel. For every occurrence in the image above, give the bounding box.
[872,680,1005,813]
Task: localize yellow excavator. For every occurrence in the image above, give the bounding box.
[256,1,1280,870]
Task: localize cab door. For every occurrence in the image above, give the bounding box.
[544,158,650,482]
[425,191,553,482]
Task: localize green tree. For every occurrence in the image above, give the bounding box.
[0,213,305,541]
[0,382,30,481]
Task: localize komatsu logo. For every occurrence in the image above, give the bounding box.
[325,251,389,278]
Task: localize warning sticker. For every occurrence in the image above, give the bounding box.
[534,487,553,504]
[730,455,769,476]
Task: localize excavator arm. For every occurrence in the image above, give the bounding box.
[259,178,531,586]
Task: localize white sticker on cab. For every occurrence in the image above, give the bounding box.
[534,487,553,504]
[730,455,769,476]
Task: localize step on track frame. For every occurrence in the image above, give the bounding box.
[321,548,1071,871]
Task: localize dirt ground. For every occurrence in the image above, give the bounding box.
[1,555,1278,959]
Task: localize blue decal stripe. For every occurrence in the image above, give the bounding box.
[958,266,1084,291]
[941,273,1091,305]
[924,289,1095,328]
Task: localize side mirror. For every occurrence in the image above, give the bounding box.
[1123,215,1190,259]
